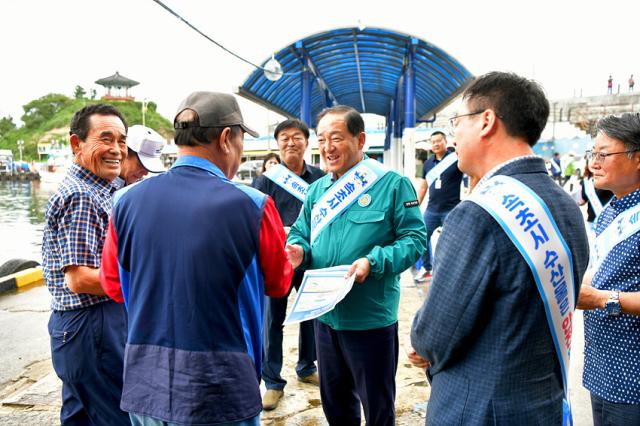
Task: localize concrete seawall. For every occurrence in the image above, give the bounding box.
[0,267,44,294]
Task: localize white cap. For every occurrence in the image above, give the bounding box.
[126,125,166,173]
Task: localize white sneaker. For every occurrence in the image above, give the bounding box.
[414,268,431,283]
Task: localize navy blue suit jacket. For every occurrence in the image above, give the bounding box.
[411,157,589,425]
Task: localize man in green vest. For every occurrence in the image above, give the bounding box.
[286,105,426,426]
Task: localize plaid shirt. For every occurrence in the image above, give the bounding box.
[42,163,115,311]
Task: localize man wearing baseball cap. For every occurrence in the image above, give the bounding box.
[99,92,292,425]
[112,124,166,190]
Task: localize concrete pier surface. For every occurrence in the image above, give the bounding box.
[0,272,593,425]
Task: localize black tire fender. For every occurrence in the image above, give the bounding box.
[0,259,40,278]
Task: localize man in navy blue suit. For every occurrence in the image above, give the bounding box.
[410,72,589,425]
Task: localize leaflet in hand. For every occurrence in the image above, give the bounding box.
[283,265,355,325]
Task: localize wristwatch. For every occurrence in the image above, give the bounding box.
[605,291,621,317]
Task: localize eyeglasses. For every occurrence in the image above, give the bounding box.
[278,136,306,144]
[448,111,484,129]
[585,149,640,162]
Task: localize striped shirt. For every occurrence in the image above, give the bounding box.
[42,163,115,311]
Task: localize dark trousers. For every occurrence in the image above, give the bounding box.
[315,321,398,426]
[48,300,129,426]
[129,413,260,426]
[421,209,450,271]
[591,393,640,426]
[262,269,316,390]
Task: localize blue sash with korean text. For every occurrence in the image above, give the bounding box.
[425,152,458,188]
[583,178,604,218]
[310,159,388,245]
[592,202,640,273]
[263,163,309,202]
[469,175,575,426]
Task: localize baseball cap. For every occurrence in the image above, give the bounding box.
[174,91,259,138]
[126,125,166,173]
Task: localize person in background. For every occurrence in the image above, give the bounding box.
[251,119,324,410]
[580,157,614,226]
[414,131,463,282]
[42,104,130,425]
[578,113,640,426]
[253,119,325,410]
[262,152,281,173]
[550,152,563,185]
[100,92,294,426]
[563,153,576,186]
[251,152,280,187]
[112,124,166,189]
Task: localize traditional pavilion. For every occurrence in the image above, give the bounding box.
[95,71,139,101]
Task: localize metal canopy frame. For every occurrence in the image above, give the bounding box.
[237,26,473,135]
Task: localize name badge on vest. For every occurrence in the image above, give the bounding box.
[310,159,388,245]
[263,163,309,202]
[426,152,458,189]
[469,175,576,426]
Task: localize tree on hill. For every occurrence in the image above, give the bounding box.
[74,85,86,100]
[0,93,174,160]
[21,94,72,129]
[0,116,16,138]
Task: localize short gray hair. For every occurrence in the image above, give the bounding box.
[596,113,640,153]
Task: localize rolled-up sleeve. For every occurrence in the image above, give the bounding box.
[60,192,103,270]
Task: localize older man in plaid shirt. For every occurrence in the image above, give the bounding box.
[42,104,130,425]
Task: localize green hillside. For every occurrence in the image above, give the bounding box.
[0,94,174,160]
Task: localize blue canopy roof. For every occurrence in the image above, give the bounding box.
[237,27,473,128]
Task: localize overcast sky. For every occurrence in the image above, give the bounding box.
[0,0,637,133]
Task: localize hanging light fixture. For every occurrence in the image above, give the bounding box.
[264,54,283,81]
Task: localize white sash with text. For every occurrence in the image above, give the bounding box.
[583,177,605,218]
[263,163,309,202]
[310,159,388,245]
[592,202,640,272]
[469,175,575,426]
[425,152,458,188]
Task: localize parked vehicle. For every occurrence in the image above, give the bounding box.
[235,160,262,184]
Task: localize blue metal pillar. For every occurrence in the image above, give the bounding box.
[394,77,403,139]
[400,39,419,177]
[403,39,417,128]
[300,67,312,126]
[384,106,393,151]
[297,44,313,126]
